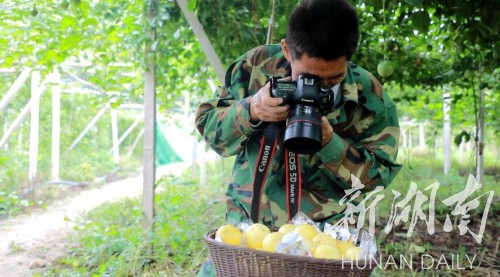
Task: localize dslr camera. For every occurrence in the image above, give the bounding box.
[270,74,336,154]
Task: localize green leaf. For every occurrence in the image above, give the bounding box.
[59,34,84,51]
[363,0,383,9]
[61,15,78,29]
[78,1,91,19]
[187,0,197,11]
[39,49,58,63]
[83,18,99,27]
[0,156,9,166]
[109,99,123,109]
[456,0,472,18]
[409,243,426,254]
[0,38,8,47]
[411,11,430,33]
[404,0,423,6]
[410,11,431,33]
[3,56,14,67]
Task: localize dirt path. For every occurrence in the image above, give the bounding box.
[0,163,188,277]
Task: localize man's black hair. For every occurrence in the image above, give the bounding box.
[286,0,359,61]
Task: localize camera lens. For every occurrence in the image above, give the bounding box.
[284,104,322,154]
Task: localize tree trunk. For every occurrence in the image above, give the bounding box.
[476,89,485,183]
[191,129,198,179]
[401,127,407,149]
[143,0,158,252]
[51,69,61,180]
[442,90,451,175]
[409,128,413,149]
[419,122,426,150]
[200,144,206,187]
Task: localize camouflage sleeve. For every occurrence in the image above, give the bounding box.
[195,57,261,157]
[316,88,401,192]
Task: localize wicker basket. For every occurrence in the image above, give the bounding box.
[204,228,377,277]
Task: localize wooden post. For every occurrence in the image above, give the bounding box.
[110,108,120,163]
[0,67,31,113]
[0,78,47,149]
[200,143,206,187]
[28,71,42,198]
[51,69,61,180]
[409,127,413,150]
[67,107,108,151]
[191,132,197,179]
[115,116,142,149]
[126,128,144,157]
[419,122,425,150]
[176,0,225,84]
[266,0,276,44]
[183,91,189,118]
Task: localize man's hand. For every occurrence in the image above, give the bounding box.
[249,80,289,123]
[321,116,334,146]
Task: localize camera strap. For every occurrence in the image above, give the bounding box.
[250,123,302,223]
[250,123,279,223]
[285,149,302,221]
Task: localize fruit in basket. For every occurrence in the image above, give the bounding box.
[277,232,314,256]
[343,245,362,260]
[294,224,318,241]
[262,232,284,252]
[215,224,242,246]
[312,232,337,247]
[278,223,296,234]
[337,240,362,260]
[337,240,353,254]
[298,236,315,254]
[313,244,342,259]
[243,223,271,250]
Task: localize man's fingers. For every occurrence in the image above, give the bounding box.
[250,82,290,122]
[321,116,334,146]
[261,91,283,106]
[321,116,329,126]
[261,105,288,122]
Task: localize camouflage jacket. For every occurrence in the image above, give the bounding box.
[195,44,401,227]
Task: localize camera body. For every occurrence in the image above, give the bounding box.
[270,74,335,154]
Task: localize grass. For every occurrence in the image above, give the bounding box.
[39,163,227,277]
[372,148,499,276]
[0,157,142,220]
[38,148,498,276]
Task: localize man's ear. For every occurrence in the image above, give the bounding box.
[281,39,291,62]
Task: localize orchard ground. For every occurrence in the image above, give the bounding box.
[0,163,187,277]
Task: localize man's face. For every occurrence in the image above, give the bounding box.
[281,39,347,88]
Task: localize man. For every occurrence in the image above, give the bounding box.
[195,0,401,274]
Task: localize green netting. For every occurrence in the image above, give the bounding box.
[155,123,183,166]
